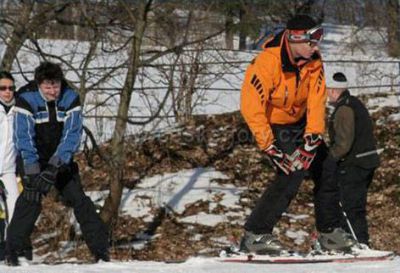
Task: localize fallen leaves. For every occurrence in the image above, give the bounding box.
[32,107,400,263]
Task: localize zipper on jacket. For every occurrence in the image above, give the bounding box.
[294,68,301,97]
[284,86,288,106]
[48,101,57,123]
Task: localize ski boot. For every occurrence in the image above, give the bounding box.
[5,251,19,266]
[94,249,110,262]
[239,230,284,255]
[19,248,33,261]
[318,228,356,252]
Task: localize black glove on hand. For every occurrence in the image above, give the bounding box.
[22,175,42,203]
[264,143,293,175]
[291,134,323,171]
[37,165,58,194]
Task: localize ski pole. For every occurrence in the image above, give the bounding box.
[339,202,359,243]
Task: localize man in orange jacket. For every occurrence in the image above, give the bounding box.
[240,15,355,254]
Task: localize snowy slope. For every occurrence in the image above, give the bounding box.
[0,256,399,273]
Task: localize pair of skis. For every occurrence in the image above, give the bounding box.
[218,196,395,264]
[218,242,395,264]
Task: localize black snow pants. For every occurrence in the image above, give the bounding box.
[6,162,109,255]
[244,118,331,234]
[316,160,375,245]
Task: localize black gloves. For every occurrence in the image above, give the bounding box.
[22,164,59,203]
[22,175,42,203]
[37,164,59,194]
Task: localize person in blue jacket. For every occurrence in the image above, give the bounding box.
[5,62,109,266]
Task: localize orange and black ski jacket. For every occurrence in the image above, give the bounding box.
[240,30,326,150]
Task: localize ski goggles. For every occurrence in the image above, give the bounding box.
[287,26,324,44]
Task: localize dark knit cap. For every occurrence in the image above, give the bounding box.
[286,14,317,30]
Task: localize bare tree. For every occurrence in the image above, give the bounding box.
[0,1,70,70]
[323,0,400,57]
[225,8,235,49]
[2,0,370,232]
[98,0,229,224]
[387,0,400,57]
[98,0,153,225]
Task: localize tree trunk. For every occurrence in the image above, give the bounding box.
[99,0,151,226]
[387,0,400,57]
[238,7,247,50]
[225,10,234,50]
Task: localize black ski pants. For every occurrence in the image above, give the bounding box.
[338,165,374,245]
[314,153,375,245]
[6,163,109,255]
[244,119,330,234]
[0,219,5,260]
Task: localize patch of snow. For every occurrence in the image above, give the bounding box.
[33,232,60,243]
[285,229,310,245]
[210,236,232,245]
[367,95,400,113]
[191,234,203,241]
[282,213,310,222]
[87,168,245,227]
[179,213,228,227]
[389,113,400,121]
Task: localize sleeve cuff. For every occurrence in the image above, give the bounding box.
[49,156,65,168]
[24,163,40,175]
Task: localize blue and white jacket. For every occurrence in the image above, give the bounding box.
[14,81,82,175]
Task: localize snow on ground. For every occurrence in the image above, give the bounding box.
[179,212,229,227]
[0,256,399,273]
[367,94,400,113]
[389,112,400,121]
[87,168,247,225]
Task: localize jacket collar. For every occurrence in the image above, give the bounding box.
[0,103,14,115]
[0,98,15,114]
[335,90,351,106]
[281,34,298,73]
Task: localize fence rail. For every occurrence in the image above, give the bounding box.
[10,59,400,74]
[10,55,400,122]
[86,84,400,93]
